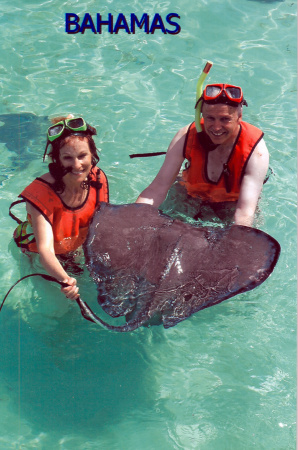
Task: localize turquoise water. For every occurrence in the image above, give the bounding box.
[0,0,296,448]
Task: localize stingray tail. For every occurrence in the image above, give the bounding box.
[76,298,144,332]
[1,273,144,333]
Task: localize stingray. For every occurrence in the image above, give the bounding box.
[0,113,49,184]
[83,203,280,332]
[0,113,48,154]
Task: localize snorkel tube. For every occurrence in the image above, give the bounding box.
[195,61,213,132]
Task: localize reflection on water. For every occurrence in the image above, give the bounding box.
[161,180,236,226]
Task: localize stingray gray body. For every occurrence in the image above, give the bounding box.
[0,113,49,185]
[83,203,280,332]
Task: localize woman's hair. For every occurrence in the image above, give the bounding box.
[48,116,99,193]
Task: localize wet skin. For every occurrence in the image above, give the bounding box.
[202,103,241,147]
[59,137,93,187]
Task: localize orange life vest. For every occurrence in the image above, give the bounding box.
[18,168,109,254]
[181,121,264,202]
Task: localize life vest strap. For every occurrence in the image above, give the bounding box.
[9,199,26,224]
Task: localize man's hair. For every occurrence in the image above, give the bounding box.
[202,101,242,117]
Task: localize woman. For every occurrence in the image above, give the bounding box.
[12,115,109,300]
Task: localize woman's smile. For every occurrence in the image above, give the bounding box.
[59,137,93,184]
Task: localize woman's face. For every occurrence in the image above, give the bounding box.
[59,136,92,184]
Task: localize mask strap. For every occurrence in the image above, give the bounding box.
[194,96,203,109]
[43,141,50,162]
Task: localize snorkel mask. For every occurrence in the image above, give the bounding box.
[194,62,248,132]
[196,84,248,108]
[43,117,97,161]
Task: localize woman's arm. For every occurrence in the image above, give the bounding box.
[26,203,80,300]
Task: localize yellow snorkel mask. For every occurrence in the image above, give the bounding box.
[195,61,213,132]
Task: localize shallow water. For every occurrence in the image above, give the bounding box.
[0,0,296,448]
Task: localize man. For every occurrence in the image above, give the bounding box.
[136,84,269,227]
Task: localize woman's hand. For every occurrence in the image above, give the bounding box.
[61,276,80,300]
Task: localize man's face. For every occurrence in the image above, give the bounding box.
[202,103,242,146]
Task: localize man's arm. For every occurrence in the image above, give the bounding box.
[136,124,189,207]
[234,138,269,227]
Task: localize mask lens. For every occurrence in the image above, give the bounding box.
[48,124,64,137]
[68,118,85,129]
[226,87,241,99]
[205,85,222,98]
